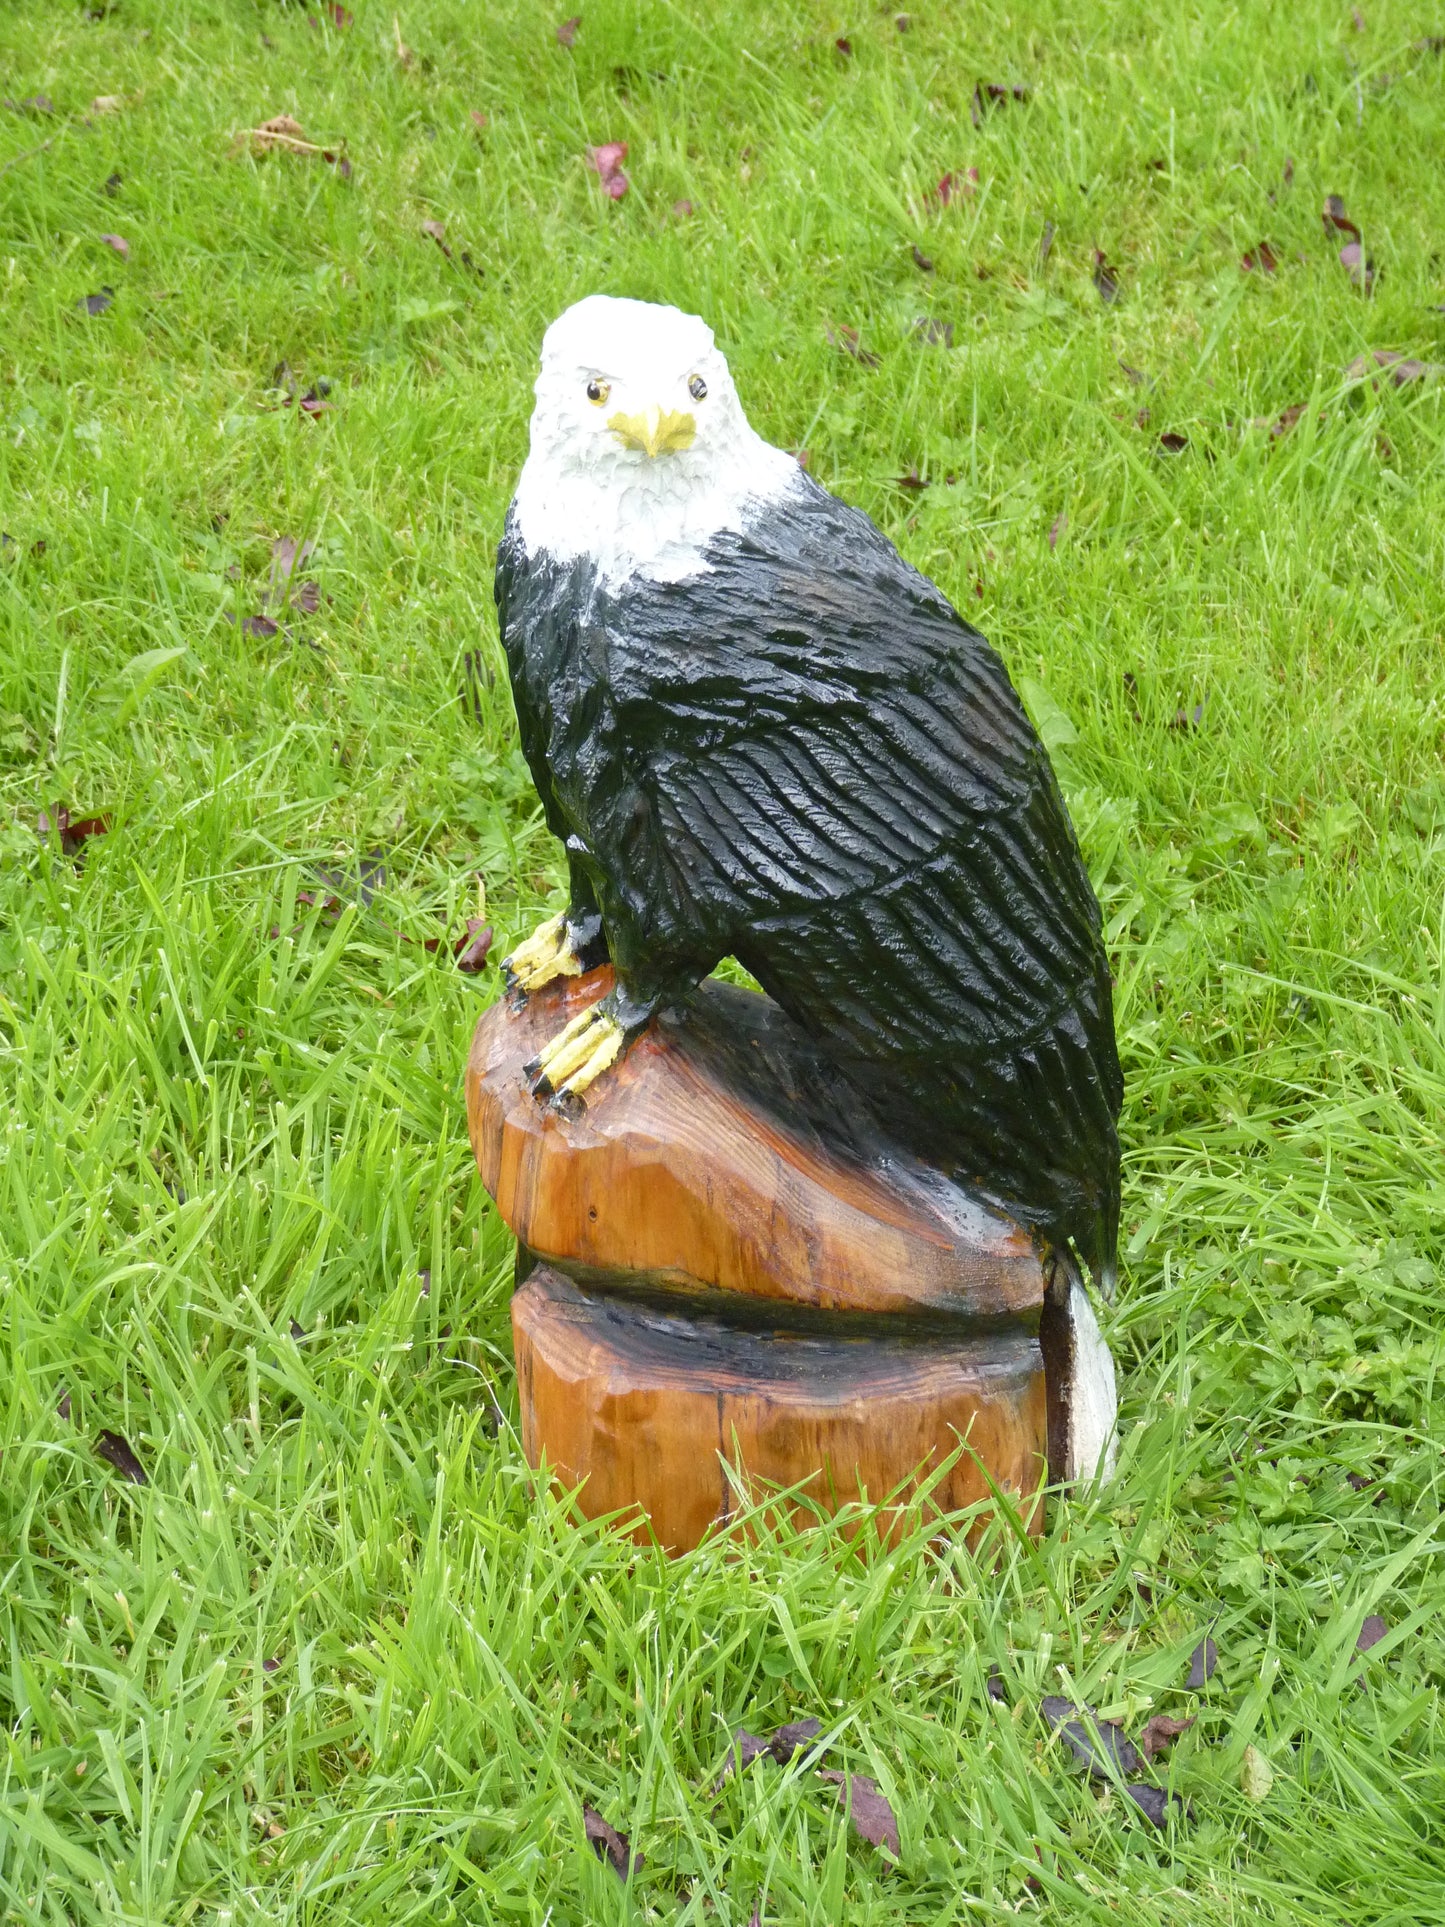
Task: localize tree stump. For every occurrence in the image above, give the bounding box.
[466,967,1116,1552]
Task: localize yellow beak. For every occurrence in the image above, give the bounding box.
[607,404,696,458]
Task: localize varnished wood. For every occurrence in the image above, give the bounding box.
[467,969,1045,1322]
[514,1266,1046,1551]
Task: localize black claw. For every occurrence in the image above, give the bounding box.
[531,1073,555,1101]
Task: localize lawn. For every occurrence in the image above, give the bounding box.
[2,0,1444,1920]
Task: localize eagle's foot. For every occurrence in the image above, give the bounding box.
[524,1003,626,1106]
[504,908,609,1002]
[502,912,579,999]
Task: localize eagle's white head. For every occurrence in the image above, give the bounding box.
[511,294,800,587]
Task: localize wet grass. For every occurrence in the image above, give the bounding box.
[2,1,1444,1920]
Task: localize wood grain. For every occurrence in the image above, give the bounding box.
[467,969,1045,1321]
[514,1266,1047,1550]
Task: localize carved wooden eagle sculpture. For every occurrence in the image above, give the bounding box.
[495,295,1123,1291]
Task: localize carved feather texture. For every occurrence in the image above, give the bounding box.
[496,477,1122,1283]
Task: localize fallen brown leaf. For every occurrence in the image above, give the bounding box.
[1339,240,1376,291]
[911,243,934,272]
[1158,430,1188,453]
[1092,249,1120,303]
[237,115,351,179]
[583,1805,641,1880]
[79,287,114,315]
[1125,1782,1190,1828]
[98,232,128,257]
[1322,194,1361,243]
[818,1770,899,1859]
[932,167,979,206]
[1040,1697,1145,1779]
[469,109,488,131]
[1357,1613,1388,1652]
[586,141,629,199]
[557,14,580,46]
[1187,1634,1219,1688]
[1241,240,1279,273]
[1139,1713,1195,1760]
[104,170,122,195]
[39,806,113,859]
[455,919,493,972]
[1048,510,1067,549]
[1039,220,1055,265]
[95,1430,148,1484]
[1345,348,1441,386]
[971,81,1030,126]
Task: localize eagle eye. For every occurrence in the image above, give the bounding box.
[688,374,707,402]
[586,379,610,405]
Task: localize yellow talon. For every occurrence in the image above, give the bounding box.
[528,1005,601,1080]
[503,912,585,995]
[526,1008,626,1104]
[561,1024,624,1097]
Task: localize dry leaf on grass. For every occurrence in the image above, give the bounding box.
[931,167,978,206]
[1126,1783,1190,1828]
[557,15,581,45]
[99,232,128,257]
[583,1805,641,1879]
[586,141,629,199]
[1139,1713,1195,1760]
[90,94,124,115]
[1040,1697,1145,1779]
[235,115,351,179]
[1187,1635,1219,1688]
[1092,250,1121,303]
[1345,349,1441,386]
[95,1430,147,1483]
[817,1770,900,1859]
[972,81,1030,125]
[38,805,113,859]
[1357,1613,1388,1652]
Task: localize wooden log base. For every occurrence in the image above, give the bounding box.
[513,1265,1047,1551]
[466,968,1118,1553]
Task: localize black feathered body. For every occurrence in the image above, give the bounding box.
[495,476,1122,1283]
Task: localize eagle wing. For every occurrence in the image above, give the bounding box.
[498,481,1122,1279]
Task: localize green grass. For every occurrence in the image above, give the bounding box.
[2,0,1444,1918]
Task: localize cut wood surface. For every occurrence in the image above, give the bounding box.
[514,1266,1047,1550]
[467,968,1045,1321]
